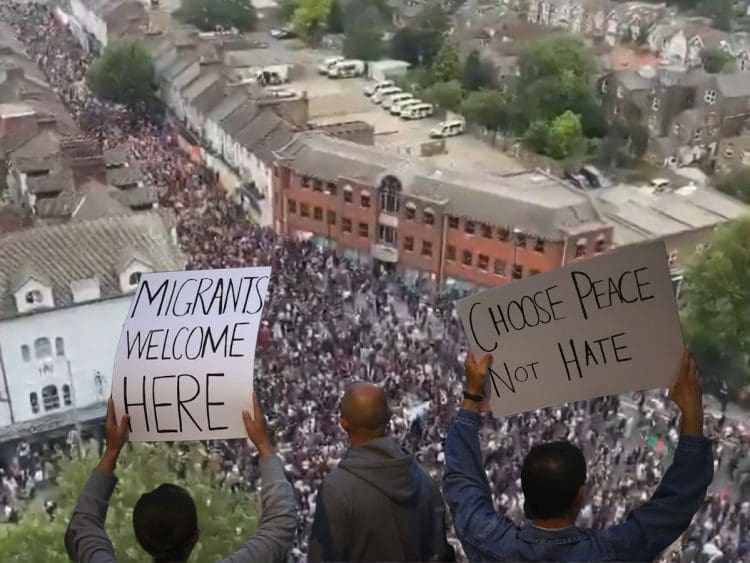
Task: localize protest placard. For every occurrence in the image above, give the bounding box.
[456,240,683,418]
[112,267,271,441]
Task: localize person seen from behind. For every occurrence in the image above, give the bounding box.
[65,393,296,562]
[308,382,454,562]
[443,349,712,561]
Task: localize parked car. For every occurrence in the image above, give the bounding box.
[429,119,465,138]
[318,56,344,75]
[372,86,402,104]
[580,165,612,188]
[327,59,366,78]
[565,171,589,190]
[364,79,394,97]
[650,178,671,192]
[270,28,296,39]
[401,103,434,119]
[390,96,419,115]
[383,92,413,110]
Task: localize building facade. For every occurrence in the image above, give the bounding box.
[273,133,613,291]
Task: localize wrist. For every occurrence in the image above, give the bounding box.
[256,440,274,457]
[98,448,120,473]
[680,414,704,436]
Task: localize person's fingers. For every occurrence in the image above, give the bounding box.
[119,414,130,434]
[242,409,253,428]
[479,352,493,372]
[106,397,115,424]
[465,350,475,371]
[252,392,263,421]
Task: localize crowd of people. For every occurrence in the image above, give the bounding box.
[1,2,750,561]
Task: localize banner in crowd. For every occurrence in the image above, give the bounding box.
[456,241,683,418]
[112,267,271,441]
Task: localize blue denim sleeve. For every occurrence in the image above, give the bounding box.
[443,409,517,561]
[605,435,713,561]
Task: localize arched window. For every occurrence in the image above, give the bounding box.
[42,385,60,411]
[129,272,142,286]
[62,384,72,406]
[55,337,65,357]
[34,337,52,359]
[21,345,31,362]
[30,392,39,414]
[25,290,43,304]
[575,237,588,258]
[379,175,401,214]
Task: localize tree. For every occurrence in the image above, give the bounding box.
[459,89,509,142]
[682,216,750,396]
[343,5,384,60]
[712,0,733,32]
[279,0,299,21]
[523,120,551,154]
[546,110,584,159]
[714,166,750,203]
[390,27,443,67]
[424,80,463,111]
[518,35,595,88]
[701,47,735,73]
[636,24,650,46]
[327,0,344,33]
[0,442,259,562]
[292,0,331,42]
[461,50,494,91]
[86,41,155,111]
[177,0,257,31]
[432,41,460,83]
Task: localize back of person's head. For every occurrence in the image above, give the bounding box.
[340,382,391,444]
[521,441,587,520]
[133,483,199,562]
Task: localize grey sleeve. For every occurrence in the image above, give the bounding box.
[219,455,297,563]
[64,469,119,563]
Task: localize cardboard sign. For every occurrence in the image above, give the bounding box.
[112,267,271,441]
[456,241,683,418]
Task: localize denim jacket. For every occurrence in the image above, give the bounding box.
[443,409,713,562]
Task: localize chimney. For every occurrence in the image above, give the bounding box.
[60,136,107,185]
[5,67,24,82]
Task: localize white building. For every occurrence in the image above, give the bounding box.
[68,0,147,49]
[0,212,182,429]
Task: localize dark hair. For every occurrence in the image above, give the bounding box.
[133,483,198,562]
[521,441,586,519]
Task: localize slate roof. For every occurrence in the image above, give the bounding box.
[716,73,750,98]
[0,212,183,319]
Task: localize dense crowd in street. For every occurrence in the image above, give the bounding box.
[1,2,750,561]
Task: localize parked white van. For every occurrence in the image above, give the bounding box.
[318,56,344,75]
[402,103,434,119]
[372,86,402,104]
[327,59,366,78]
[429,119,464,138]
[391,96,419,115]
[383,92,413,110]
[364,79,394,97]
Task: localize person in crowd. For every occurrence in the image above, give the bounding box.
[64,395,297,563]
[443,349,713,562]
[308,382,454,562]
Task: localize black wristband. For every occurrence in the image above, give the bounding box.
[463,390,484,403]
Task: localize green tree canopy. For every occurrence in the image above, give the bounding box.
[432,41,461,83]
[86,41,155,110]
[0,442,259,562]
[714,165,750,203]
[461,50,495,91]
[518,35,595,88]
[424,80,463,111]
[459,89,509,140]
[701,47,736,73]
[546,110,584,159]
[292,0,331,42]
[342,4,384,60]
[523,120,551,154]
[327,0,344,33]
[177,0,257,31]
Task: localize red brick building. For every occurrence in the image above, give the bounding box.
[273,132,613,290]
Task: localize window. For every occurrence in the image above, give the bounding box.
[497,228,509,242]
[378,224,397,245]
[301,176,310,188]
[327,210,336,225]
[42,384,60,411]
[462,250,473,266]
[651,96,660,111]
[379,175,401,213]
[616,86,623,99]
[423,209,434,226]
[575,239,587,258]
[129,272,142,286]
[361,193,371,208]
[287,198,297,214]
[595,235,606,253]
[405,203,416,220]
[600,80,608,94]
[494,260,506,275]
[62,384,71,407]
[512,264,523,279]
[704,89,717,104]
[358,222,369,237]
[26,290,43,304]
[404,236,414,251]
[478,254,489,270]
[534,238,545,252]
[446,245,456,261]
[725,145,735,158]
[55,337,65,357]
[313,206,323,221]
[648,115,657,130]
[514,232,527,247]
[672,123,681,136]
[300,203,310,218]
[448,216,460,229]
[30,392,39,414]
[344,186,353,203]
[464,220,475,235]
[313,179,324,192]
[34,337,52,359]
[481,224,492,238]
[326,182,337,196]
[342,217,352,233]
[21,345,30,362]
[422,241,433,257]
[693,128,703,143]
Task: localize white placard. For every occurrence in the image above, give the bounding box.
[456,241,683,418]
[112,267,271,441]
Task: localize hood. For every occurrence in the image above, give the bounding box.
[339,437,419,503]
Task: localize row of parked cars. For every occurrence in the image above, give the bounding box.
[364,80,436,120]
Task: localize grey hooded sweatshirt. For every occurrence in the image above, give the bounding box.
[308,436,454,562]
